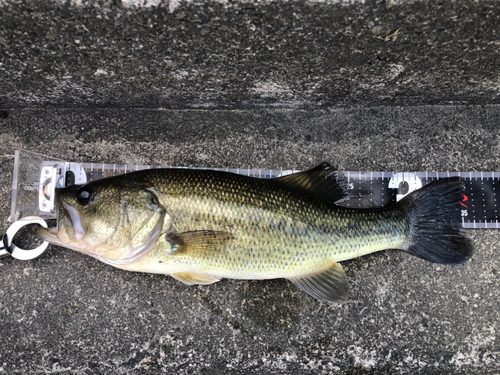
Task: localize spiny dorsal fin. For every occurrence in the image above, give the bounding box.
[288,262,348,302]
[275,162,349,204]
[166,230,234,256]
[171,272,221,285]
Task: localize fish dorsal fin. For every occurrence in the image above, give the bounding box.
[166,230,234,256]
[275,162,349,204]
[288,262,348,302]
[171,272,221,285]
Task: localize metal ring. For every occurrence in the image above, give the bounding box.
[5,216,50,260]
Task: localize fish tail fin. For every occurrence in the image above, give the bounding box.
[398,177,473,264]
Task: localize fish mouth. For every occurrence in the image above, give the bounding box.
[61,201,87,240]
[34,191,87,247]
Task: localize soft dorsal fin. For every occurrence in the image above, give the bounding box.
[166,230,234,256]
[288,262,348,302]
[275,162,349,204]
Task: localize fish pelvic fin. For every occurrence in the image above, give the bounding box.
[399,177,474,264]
[171,272,221,285]
[288,262,348,303]
[166,230,234,256]
[274,162,349,204]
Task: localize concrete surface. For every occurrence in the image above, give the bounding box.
[1,0,499,108]
[0,0,499,374]
[0,106,499,374]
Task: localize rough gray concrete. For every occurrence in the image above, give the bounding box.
[0,0,500,374]
[0,0,499,109]
[0,106,499,374]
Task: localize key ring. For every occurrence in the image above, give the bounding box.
[0,216,50,260]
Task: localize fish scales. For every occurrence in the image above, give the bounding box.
[122,168,409,279]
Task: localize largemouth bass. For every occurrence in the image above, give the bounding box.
[36,163,473,302]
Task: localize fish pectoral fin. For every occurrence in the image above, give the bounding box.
[288,262,348,303]
[275,162,349,204]
[166,230,234,256]
[171,272,221,285]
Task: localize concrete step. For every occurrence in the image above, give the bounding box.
[1,0,499,108]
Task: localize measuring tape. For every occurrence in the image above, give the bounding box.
[31,160,498,229]
[339,171,497,229]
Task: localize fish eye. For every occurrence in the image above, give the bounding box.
[76,186,95,206]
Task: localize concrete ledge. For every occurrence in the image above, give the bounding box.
[1,0,499,109]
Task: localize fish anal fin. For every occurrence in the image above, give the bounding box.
[275,162,349,204]
[171,272,221,285]
[288,262,348,302]
[167,230,234,256]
